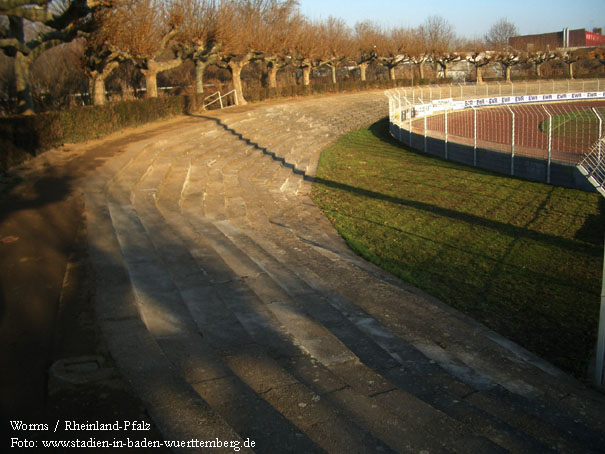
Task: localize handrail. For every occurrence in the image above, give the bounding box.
[203,89,237,109]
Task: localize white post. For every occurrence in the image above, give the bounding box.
[542,106,552,184]
[397,95,403,142]
[409,106,413,146]
[445,109,448,159]
[596,242,605,386]
[593,107,604,161]
[473,107,477,166]
[424,115,427,153]
[507,105,515,175]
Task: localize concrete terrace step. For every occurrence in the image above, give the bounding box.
[83,90,605,453]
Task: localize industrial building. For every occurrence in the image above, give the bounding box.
[509,28,605,51]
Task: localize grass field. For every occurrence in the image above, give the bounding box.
[540,107,605,139]
[311,118,604,379]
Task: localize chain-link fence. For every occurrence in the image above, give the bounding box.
[386,79,605,189]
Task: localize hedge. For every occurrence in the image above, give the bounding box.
[0,77,421,171]
[0,95,207,171]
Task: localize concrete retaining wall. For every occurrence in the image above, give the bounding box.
[389,123,595,192]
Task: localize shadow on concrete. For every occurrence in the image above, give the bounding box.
[200,114,600,258]
[7,110,601,451]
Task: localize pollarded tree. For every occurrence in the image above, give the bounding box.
[84,4,129,105]
[292,17,350,86]
[376,27,412,80]
[102,0,184,98]
[407,27,429,79]
[557,48,584,79]
[258,0,299,89]
[173,0,220,94]
[588,46,605,73]
[317,16,350,84]
[291,18,322,86]
[215,0,275,105]
[433,52,460,79]
[465,46,492,84]
[418,15,456,80]
[528,50,556,78]
[85,42,123,104]
[493,49,521,82]
[0,0,106,113]
[352,21,380,82]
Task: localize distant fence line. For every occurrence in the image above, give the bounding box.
[385,78,605,191]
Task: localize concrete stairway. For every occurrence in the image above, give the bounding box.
[83,91,605,453]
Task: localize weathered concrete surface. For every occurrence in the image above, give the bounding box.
[3,90,605,452]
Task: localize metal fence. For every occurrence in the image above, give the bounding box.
[385,79,605,187]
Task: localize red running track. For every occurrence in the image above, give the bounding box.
[410,100,605,164]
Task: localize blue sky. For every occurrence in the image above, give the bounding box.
[299,0,605,38]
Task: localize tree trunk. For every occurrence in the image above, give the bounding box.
[92,73,106,106]
[143,58,182,98]
[535,62,542,78]
[505,65,511,82]
[419,61,425,79]
[476,66,484,84]
[194,56,217,94]
[143,70,158,98]
[443,63,449,79]
[568,62,574,79]
[302,66,311,86]
[15,52,34,115]
[268,62,278,88]
[331,65,337,84]
[389,66,396,80]
[228,60,247,105]
[195,60,206,94]
[359,62,368,81]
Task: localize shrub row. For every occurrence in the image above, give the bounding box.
[0,77,426,171]
[0,95,206,171]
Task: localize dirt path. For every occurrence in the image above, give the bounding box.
[0,116,201,441]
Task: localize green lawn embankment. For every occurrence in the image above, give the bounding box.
[311,118,604,379]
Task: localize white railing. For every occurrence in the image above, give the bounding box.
[385,78,605,178]
[577,136,605,387]
[578,137,605,196]
[203,90,237,109]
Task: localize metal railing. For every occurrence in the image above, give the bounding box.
[578,137,605,196]
[387,79,605,106]
[385,79,605,182]
[203,90,237,109]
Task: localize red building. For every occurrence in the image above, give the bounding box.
[509,28,605,51]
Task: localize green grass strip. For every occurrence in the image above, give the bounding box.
[311,118,604,379]
[540,107,605,138]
